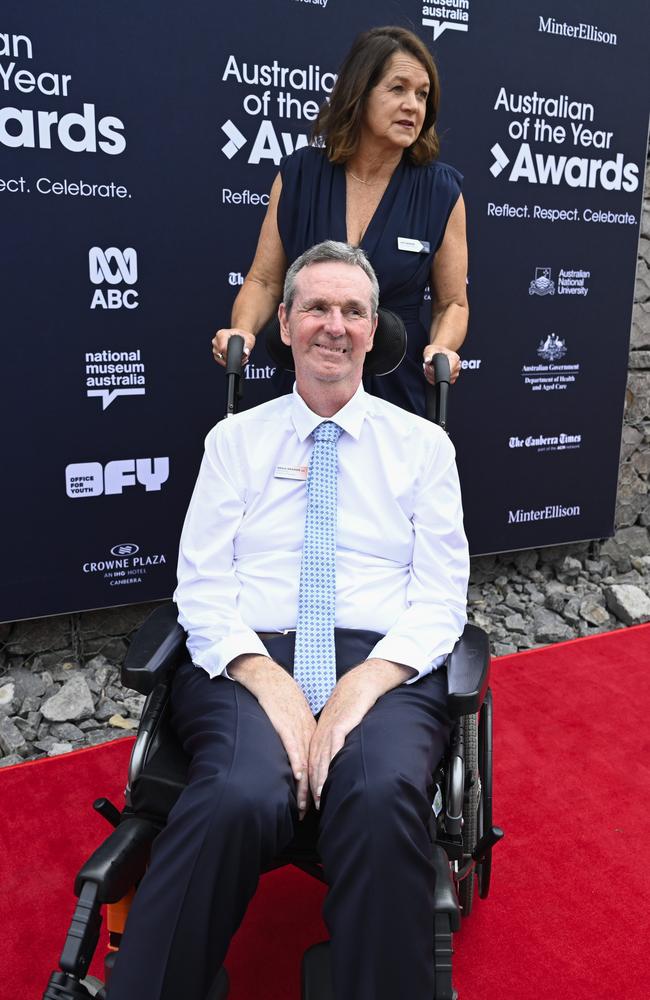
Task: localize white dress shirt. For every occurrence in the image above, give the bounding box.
[174,384,469,682]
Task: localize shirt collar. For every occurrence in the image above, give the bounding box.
[290,382,369,442]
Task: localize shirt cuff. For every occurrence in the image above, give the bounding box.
[187,630,270,679]
[368,635,449,684]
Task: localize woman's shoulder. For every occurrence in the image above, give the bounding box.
[411,158,463,191]
[280,143,330,180]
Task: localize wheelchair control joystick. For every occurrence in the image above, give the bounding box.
[471,825,504,863]
[93,798,121,829]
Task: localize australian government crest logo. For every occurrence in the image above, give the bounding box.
[537,333,567,362]
[529,267,555,296]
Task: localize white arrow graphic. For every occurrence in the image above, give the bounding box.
[490,143,510,177]
[221,120,247,159]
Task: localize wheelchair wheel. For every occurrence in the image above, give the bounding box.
[457,712,479,917]
[477,688,494,899]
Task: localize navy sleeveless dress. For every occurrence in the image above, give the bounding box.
[277,146,462,416]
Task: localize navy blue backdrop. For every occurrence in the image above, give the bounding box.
[1,0,648,620]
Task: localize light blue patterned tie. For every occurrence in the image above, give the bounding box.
[293,421,343,714]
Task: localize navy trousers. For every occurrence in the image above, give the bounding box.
[106,632,452,1000]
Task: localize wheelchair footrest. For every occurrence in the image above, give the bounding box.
[301,941,334,1000]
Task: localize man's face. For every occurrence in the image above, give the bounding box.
[279,262,377,390]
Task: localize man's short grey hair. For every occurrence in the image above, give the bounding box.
[283,241,379,317]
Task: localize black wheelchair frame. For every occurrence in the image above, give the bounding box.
[43,329,503,1000]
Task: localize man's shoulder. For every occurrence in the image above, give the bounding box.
[367,393,446,439]
[208,395,292,444]
[364,393,455,466]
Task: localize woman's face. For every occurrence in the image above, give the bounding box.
[361,52,430,151]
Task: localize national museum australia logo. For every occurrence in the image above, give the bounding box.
[421,1,471,41]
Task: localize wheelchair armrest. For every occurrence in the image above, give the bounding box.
[122,602,187,695]
[431,844,461,931]
[446,623,491,720]
[74,817,159,903]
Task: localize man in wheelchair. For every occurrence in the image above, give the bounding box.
[106,240,469,1000]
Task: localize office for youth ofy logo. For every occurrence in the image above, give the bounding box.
[89,247,139,309]
[66,458,169,497]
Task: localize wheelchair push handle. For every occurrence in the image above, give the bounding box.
[225,334,245,417]
[424,351,451,432]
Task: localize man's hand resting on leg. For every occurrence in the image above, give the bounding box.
[229,654,415,816]
[228,654,316,819]
[308,659,415,810]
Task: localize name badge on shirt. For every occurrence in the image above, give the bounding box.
[397,236,431,254]
[275,464,308,481]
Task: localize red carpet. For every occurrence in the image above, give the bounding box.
[3,623,650,1000]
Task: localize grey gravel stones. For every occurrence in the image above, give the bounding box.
[604,584,650,625]
[0,646,149,765]
[579,596,610,627]
[0,716,26,755]
[464,527,650,653]
[0,754,23,768]
[0,682,15,710]
[532,608,574,644]
[41,675,95,722]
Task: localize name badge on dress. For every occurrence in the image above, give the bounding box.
[397,236,431,253]
[274,464,308,481]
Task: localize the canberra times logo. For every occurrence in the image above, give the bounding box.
[89,247,139,309]
[509,432,581,453]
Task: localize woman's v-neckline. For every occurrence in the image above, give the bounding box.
[335,156,405,255]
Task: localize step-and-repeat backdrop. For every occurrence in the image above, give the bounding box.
[2,0,648,620]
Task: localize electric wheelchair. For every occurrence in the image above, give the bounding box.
[43,318,503,1000]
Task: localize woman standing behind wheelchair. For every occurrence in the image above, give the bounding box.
[212,24,468,417]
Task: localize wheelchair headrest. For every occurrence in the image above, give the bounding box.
[262,307,407,377]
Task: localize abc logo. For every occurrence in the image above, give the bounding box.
[89,247,139,309]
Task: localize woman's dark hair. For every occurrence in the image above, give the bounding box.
[312,26,441,165]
